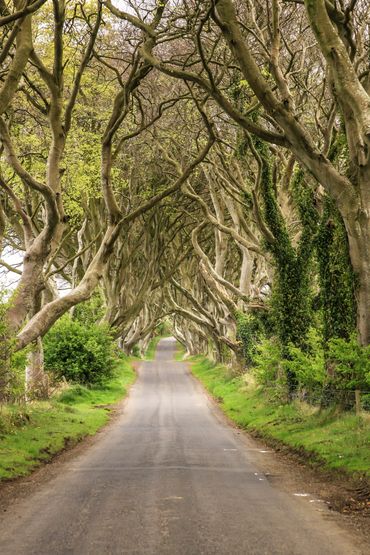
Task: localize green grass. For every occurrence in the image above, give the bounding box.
[191,356,370,478]
[0,357,136,481]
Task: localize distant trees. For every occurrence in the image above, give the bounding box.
[123,0,369,345]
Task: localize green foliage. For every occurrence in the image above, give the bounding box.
[156,320,171,336]
[44,317,115,385]
[8,348,29,400]
[228,73,253,113]
[249,136,358,399]
[316,197,356,342]
[57,384,92,405]
[283,328,326,392]
[72,290,106,326]
[257,139,293,257]
[291,169,319,260]
[327,335,370,390]
[131,345,141,358]
[254,140,317,386]
[251,337,286,397]
[250,330,369,405]
[236,311,267,366]
[269,262,313,351]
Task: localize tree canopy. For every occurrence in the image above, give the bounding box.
[0,0,369,401]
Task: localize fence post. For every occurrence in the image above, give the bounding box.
[355,389,361,415]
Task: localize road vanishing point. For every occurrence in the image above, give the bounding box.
[0,338,364,554]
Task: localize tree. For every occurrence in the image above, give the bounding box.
[0,1,214,397]
[114,0,369,346]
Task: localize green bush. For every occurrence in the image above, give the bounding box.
[72,290,105,326]
[9,348,28,399]
[251,337,285,390]
[283,328,326,392]
[251,328,326,399]
[327,334,370,390]
[251,329,370,407]
[44,317,115,385]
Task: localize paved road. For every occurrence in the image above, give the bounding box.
[0,338,364,554]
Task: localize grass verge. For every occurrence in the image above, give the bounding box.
[190,356,370,479]
[0,357,136,481]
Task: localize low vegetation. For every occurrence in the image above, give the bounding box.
[144,336,163,361]
[44,317,116,385]
[237,323,370,410]
[0,357,135,481]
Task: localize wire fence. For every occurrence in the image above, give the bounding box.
[262,381,370,412]
[290,388,370,412]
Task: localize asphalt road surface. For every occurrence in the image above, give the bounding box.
[0,338,364,554]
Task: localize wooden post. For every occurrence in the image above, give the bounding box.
[355,389,361,416]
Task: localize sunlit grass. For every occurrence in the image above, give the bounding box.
[0,358,136,481]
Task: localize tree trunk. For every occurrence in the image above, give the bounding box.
[25,337,49,400]
[0,353,11,403]
[344,198,370,346]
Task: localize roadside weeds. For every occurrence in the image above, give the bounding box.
[0,357,136,482]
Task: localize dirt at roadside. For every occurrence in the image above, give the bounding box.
[205,390,370,547]
[240,431,370,540]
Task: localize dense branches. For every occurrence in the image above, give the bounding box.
[0,0,369,402]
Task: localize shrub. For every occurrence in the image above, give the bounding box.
[251,329,370,408]
[251,329,326,401]
[283,328,326,393]
[327,334,370,390]
[44,317,115,385]
[9,348,28,399]
[72,290,105,326]
[251,337,284,389]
